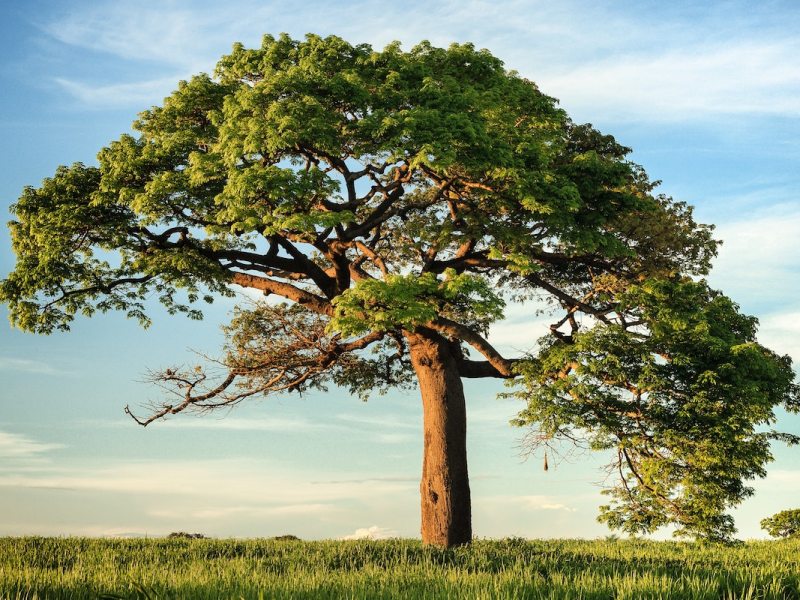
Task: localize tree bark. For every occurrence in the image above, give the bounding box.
[405,329,472,547]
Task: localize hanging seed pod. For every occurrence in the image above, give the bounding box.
[543,451,549,472]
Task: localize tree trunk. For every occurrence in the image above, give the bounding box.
[405,329,472,547]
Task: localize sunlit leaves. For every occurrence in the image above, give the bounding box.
[761,509,800,539]
[510,278,799,542]
[1,34,717,336]
[330,269,504,337]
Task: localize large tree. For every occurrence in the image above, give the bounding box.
[2,34,797,546]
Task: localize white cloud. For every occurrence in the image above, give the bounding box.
[539,40,800,121]
[148,502,336,520]
[484,494,579,513]
[467,402,519,426]
[54,76,187,109]
[517,495,578,512]
[0,357,66,376]
[756,312,800,364]
[758,469,800,488]
[36,1,800,121]
[0,458,416,503]
[0,431,64,459]
[340,525,398,540]
[372,432,416,444]
[311,476,417,485]
[154,416,335,433]
[487,301,554,357]
[709,209,800,315]
[0,456,419,537]
[41,3,250,70]
[336,412,418,430]
[534,503,576,512]
[95,413,420,442]
[80,405,424,451]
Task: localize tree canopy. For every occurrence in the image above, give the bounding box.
[2,33,797,544]
[761,509,800,539]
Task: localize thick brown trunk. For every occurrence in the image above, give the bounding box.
[406,330,472,547]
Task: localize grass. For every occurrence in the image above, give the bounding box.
[2,536,799,599]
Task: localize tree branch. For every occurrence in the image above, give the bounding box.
[274,237,337,297]
[457,358,519,378]
[230,273,333,315]
[42,275,154,310]
[426,317,514,377]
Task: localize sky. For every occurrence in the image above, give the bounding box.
[1,0,799,541]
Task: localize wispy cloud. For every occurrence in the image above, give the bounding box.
[517,495,578,512]
[758,469,800,489]
[148,502,337,520]
[0,458,416,502]
[709,209,800,315]
[311,476,417,485]
[0,456,420,536]
[467,402,519,426]
[79,408,423,452]
[36,1,800,121]
[483,494,580,513]
[54,76,187,110]
[92,413,420,441]
[40,2,260,70]
[0,431,64,459]
[154,416,335,433]
[372,432,416,444]
[756,312,800,364]
[335,413,418,430]
[487,301,554,356]
[0,357,66,376]
[539,40,800,122]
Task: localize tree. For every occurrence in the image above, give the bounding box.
[761,509,800,539]
[2,34,797,546]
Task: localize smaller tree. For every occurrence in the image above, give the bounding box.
[760,509,800,539]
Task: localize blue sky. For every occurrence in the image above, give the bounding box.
[1,0,799,540]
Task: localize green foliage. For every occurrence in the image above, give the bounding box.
[761,509,800,539]
[509,278,799,543]
[0,33,791,544]
[330,269,504,336]
[2,537,799,599]
[0,33,714,335]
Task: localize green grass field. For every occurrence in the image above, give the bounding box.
[2,536,799,599]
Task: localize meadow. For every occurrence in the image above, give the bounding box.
[2,536,799,599]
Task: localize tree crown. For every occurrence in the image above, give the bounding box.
[761,509,800,539]
[2,33,796,542]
